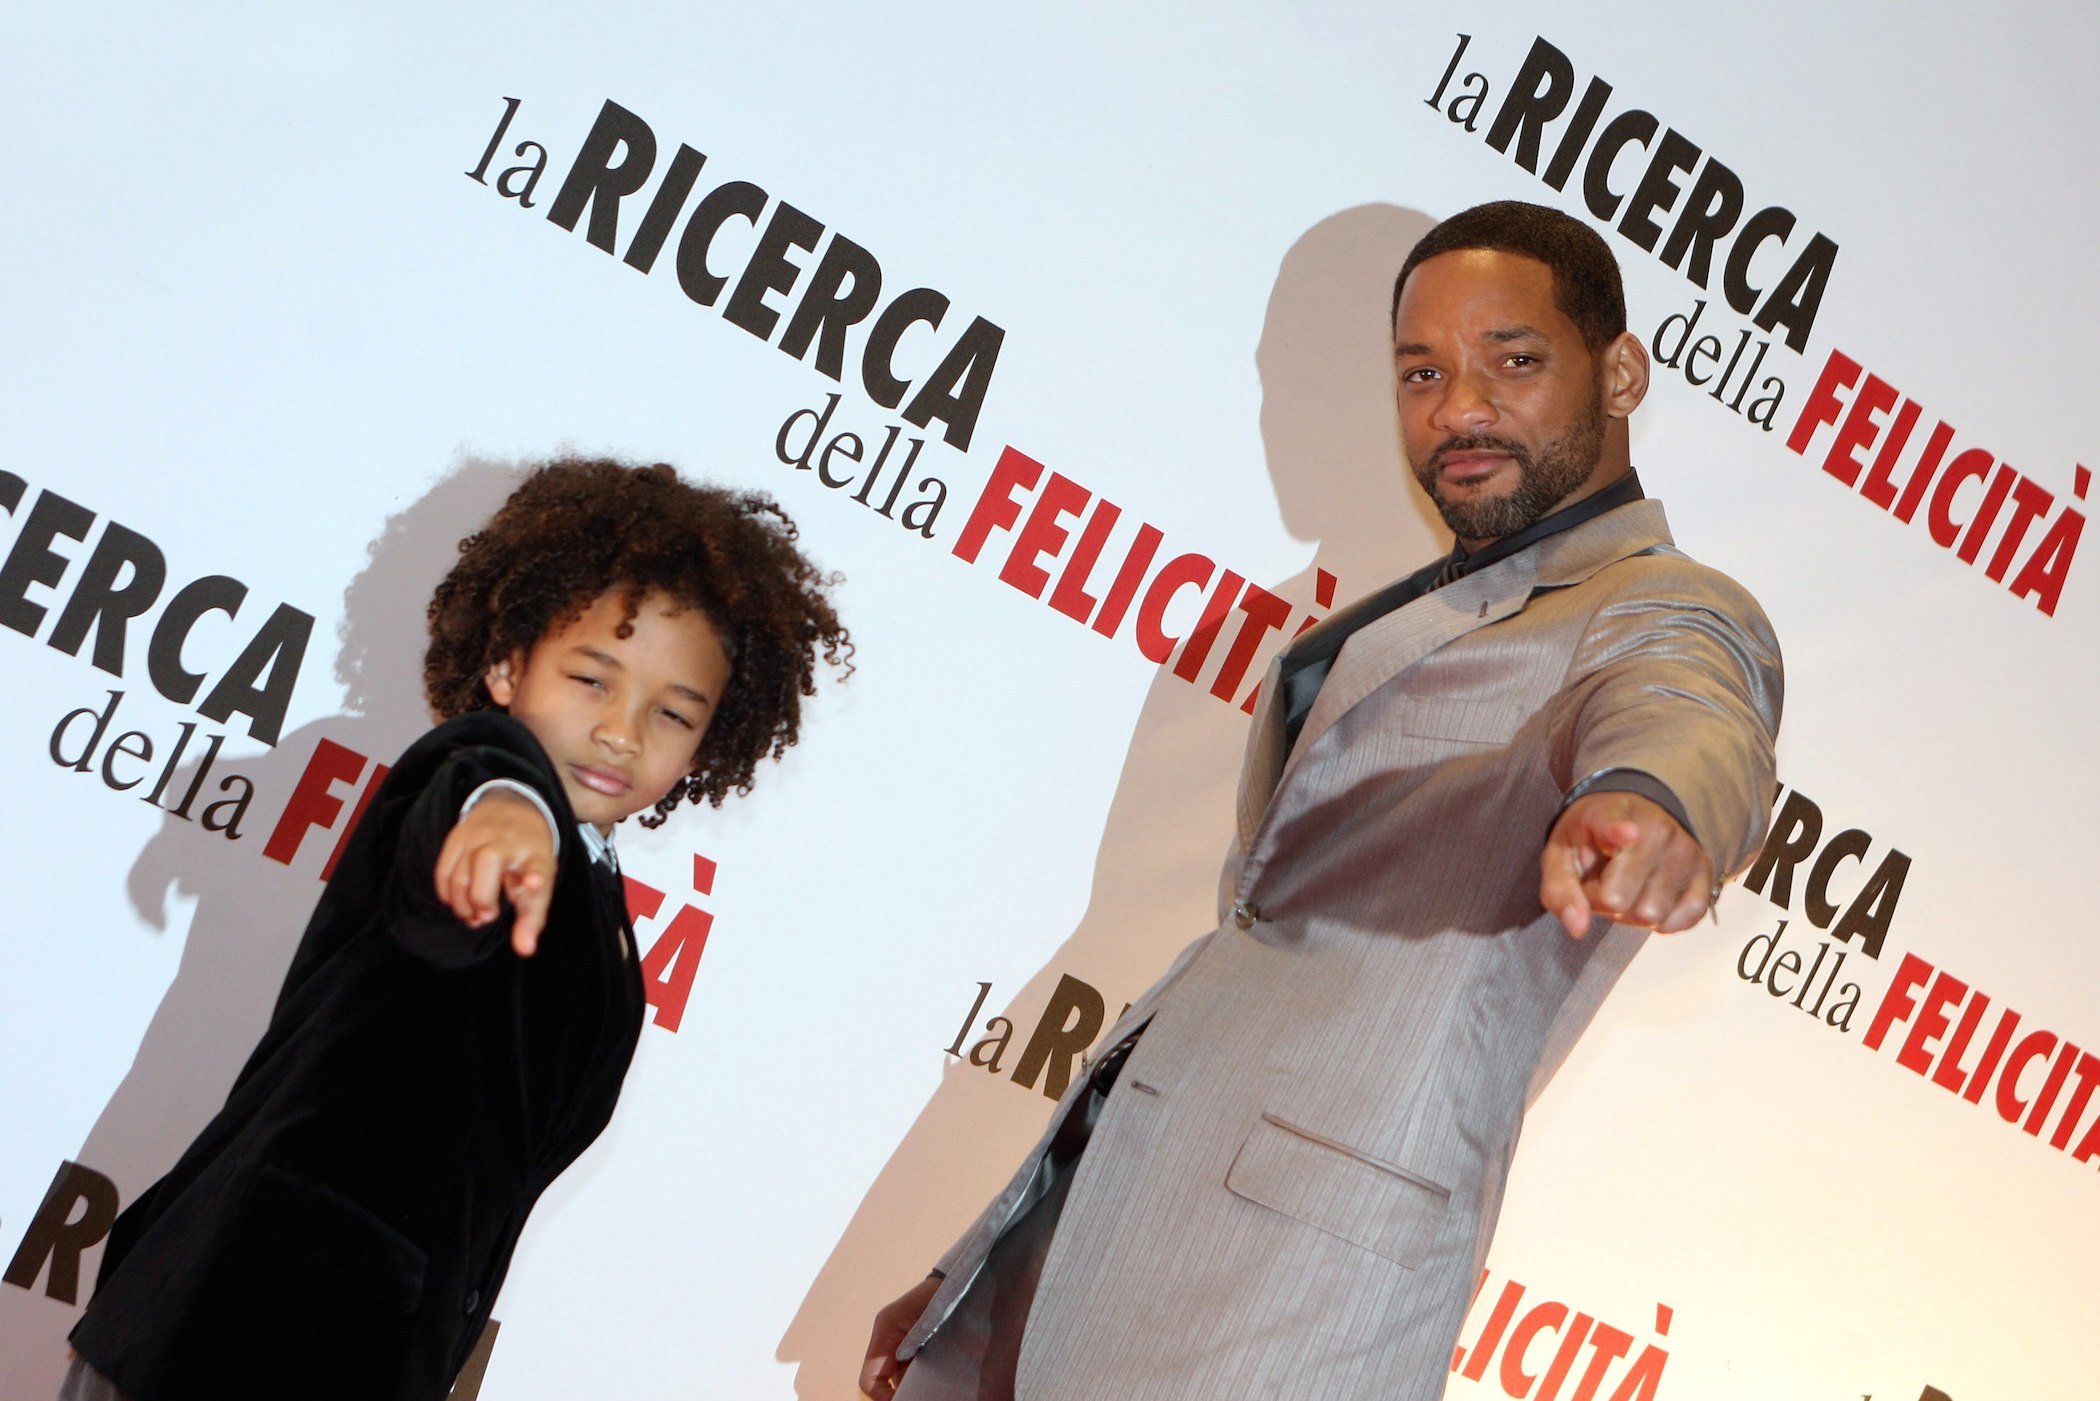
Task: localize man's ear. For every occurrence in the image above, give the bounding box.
[1600,329,1651,419]
[484,652,522,707]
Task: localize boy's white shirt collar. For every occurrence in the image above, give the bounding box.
[576,817,618,871]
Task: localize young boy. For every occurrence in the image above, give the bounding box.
[64,459,850,1401]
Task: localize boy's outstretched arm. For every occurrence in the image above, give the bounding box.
[435,789,557,957]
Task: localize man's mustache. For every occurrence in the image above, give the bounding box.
[1426,435,1532,475]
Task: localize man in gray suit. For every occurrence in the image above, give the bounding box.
[864,201,1782,1400]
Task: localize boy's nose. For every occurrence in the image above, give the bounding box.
[593,711,639,754]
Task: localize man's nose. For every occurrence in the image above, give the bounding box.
[1429,372,1496,433]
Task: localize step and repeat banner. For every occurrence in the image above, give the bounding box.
[2,5,2093,1398]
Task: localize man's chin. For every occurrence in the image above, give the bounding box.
[1433,494,1528,542]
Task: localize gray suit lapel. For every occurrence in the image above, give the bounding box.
[1235,498,1676,845]
[1234,574,1526,848]
[1290,558,1536,757]
[1236,654,1292,851]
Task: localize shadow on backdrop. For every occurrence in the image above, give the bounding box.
[778,204,1444,1399]
[0,460,524,1397]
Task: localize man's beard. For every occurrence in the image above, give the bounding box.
[1414,397,1606,542]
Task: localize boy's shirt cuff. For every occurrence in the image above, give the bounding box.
[460,777,562,860]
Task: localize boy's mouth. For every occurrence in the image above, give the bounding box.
[569,764,631,798]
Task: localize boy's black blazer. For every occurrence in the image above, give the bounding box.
[72,712,646,1401]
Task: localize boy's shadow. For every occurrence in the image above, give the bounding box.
[0,460,524,1396]
[778,204,1443,1398]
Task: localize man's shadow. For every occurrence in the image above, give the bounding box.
[0,460,523,1396]
[778,204,1443,1398]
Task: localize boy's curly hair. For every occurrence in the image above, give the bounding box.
[425,459,851,823]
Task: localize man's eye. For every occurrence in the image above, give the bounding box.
[1401,367,1439,384]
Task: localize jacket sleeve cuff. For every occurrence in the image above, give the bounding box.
[1562,768,1721,911]
[1560,767,1697,847]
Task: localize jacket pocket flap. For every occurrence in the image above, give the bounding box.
[1224,1114,1450,1270]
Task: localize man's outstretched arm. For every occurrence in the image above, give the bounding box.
[1540,564,1783,937]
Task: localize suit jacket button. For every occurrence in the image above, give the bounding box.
[464,1289,481,1315]
[1232,901,1259,929]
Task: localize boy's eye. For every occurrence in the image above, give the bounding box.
[567,672,605,690]
[657,708,698,730]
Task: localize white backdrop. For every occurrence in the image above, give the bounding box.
[2,5,2095,1398]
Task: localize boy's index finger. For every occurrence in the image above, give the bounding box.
[506,857,554,957]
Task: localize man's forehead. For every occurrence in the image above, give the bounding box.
[1394,248,1566,338]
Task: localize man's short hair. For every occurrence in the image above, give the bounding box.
[1391,200,1626,350]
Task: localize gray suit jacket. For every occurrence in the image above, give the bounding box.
[904,498,1782,1399]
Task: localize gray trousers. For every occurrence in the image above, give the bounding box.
[57,1356,128,1401]
[895,1036,1136,1401]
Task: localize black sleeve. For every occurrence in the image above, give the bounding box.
[376,742,562,969]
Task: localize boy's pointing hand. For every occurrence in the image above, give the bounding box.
[437,790,558,957]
